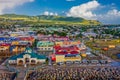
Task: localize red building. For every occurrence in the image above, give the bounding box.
[54,45,79,55]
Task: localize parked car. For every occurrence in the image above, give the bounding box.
[74,61,81,64]
[57,62,64,65]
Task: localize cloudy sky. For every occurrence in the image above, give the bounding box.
[0,0,120,24]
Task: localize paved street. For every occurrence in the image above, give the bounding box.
[95,51,120,66]
[15,69,26,80]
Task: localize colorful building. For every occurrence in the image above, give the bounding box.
[9,32,28,37]
[37,35,69,41]
[37,41,54,54]
[18,36,35,45]
[0,43,10,52]
[54,45,80,54]
[0,36,35,54]
[8,47,46,65]
[54,45,81,63]
[55,54,81,63]
[55,41,81,46]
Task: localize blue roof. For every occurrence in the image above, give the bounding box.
[0,37,6,41]
[9,37,19,41]
[0,37,19,41]
[117,54,120,59]
[9,47,46,60]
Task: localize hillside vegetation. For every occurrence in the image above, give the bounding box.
[0,14,101,26]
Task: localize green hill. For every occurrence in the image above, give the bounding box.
[0,14,29,18]
[37,15,84,22]
[0,14,101,25]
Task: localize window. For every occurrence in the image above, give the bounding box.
[25,58,29,63]
[31,60,36,64]
[48,48,51,50]
[19,60,23,64]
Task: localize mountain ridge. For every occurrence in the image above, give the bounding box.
[0,14,101,25]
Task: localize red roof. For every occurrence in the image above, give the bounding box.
[55,50,79,55]
[18,36,34,41]
[53,45,61,49]
[70,51,79,54]
[0,43,10,46]
[54,45,79,55]
[54,45,79,51]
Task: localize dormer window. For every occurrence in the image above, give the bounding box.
[26,49,32,53]
[25,48,32,53]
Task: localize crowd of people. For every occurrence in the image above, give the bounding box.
[27,66,120,80]
[0,72,16,80]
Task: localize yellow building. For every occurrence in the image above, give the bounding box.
[55,42,63,46]
[0,44,10,52]
[55,54,81,63]
[11,41,19,45]
[10,33,18,37]
[0,46,10,52]
[10,45,26,53]
[108,45,116,48]
[55,41,81,46]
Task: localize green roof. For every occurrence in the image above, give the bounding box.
[9,47,46,60]
[37,41,54,47]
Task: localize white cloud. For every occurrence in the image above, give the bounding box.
[0,0,34,14]
[50,12,54,16]
[97,9,120,24]
[107,9,120,16]
[43,11,49,15]
[67,0,100,19]
[54,13,58,16]
[67,0,120,24]
[43,11,58,16]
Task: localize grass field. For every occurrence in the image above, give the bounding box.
[85,39,120,60]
